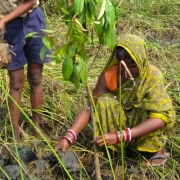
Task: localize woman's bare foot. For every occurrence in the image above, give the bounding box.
[147,148,170,166]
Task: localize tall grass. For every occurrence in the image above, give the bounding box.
[0,0,180,179]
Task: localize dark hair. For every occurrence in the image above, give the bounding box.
[116,46,134,62]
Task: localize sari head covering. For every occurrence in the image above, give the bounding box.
[103,34,173,115]
[96,34,175,152]
[103,34,148,78]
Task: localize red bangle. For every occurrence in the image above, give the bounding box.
[125,128,130,141]
[67,129,77,141]
[124,128,131,142]
[127,128,131,141]
[115,131,120,143]
[65,132,74,141]
[63,136,73,146]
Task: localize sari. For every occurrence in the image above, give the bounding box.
[95,34,175,153]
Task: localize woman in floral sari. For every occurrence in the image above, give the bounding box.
[55,34,175,166]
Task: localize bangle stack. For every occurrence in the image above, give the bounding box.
[115,131,120,143]
[115,127,131,144]
[123,128,131,142]
[62,129,77,146]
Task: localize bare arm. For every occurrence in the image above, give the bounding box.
[93,117,165,147]
[131,117,165,138]
[0,0,37,31]
[70,74,109,135]
[55,74,109,152]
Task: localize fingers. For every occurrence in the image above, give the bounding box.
[54,144,62,151]
[92,133,118,147]
[92,136,106,147]
[91,136,102,143]
[54,145,66,154]
[54,139,70,153]
[61,147,66,154]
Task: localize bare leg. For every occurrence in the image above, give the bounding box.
[8,68,24,141]
[27,62,49,140]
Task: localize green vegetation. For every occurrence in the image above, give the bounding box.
[0,0,180,179]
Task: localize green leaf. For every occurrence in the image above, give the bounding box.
[74,63,82,79]
[62,44,76,80]
[74,18,87,32]
[98,24,106,45]
[66,4,75,16]
[86,2,93,27]
[97,0,106,20]
[62,57,74,80]
[76,45,87,59]
[88,0,96,17]
[94,0,101,4]
[73,34,85,45]
[25,32,38,38]
[105,0,117,26]
[54,54,62,63]
[74,0,84,14]
[42,36,53,50]
[57,42,71,58]
[40,29,55,34]
[80,67,87,85]
[94,16,105,37]
[65,19,72,34]
[40,46,47,60]
[67,44,76,58]
[78,9,86,24]
[57,0,67,6]
[61,3,76,17]
[79,60,87,85]
[61,7,71,16]
[105,24,116,50]
[69,64,80,90]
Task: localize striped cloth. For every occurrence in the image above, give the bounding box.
[0,0,39,17]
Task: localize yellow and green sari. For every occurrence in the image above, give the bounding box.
[96,34,175,153]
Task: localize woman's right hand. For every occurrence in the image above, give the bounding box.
[54,138,71,153]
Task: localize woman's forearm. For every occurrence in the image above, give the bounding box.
[130,118,165,139]
[69,106,91,136]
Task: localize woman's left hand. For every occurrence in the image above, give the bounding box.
[92,133,118,147]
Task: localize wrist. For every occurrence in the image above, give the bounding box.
[115,131,120,143]
[1,17,8,24]
[115,128,132,144]
[62,129,77,146]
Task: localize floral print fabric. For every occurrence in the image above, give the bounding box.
[96,34,175,152]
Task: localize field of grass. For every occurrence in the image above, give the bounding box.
[0,0,180,179]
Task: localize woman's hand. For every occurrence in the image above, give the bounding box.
[92,133,118,147]
[54,138,71,153]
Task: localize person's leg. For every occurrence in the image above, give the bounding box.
[8,68,24,141]
[27,62,49,139]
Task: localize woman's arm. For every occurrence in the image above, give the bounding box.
[70,74,109,135]
[92,117,165,147]
[131,117,165,138]
[0,0,37,31]
[55,74,109,152]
